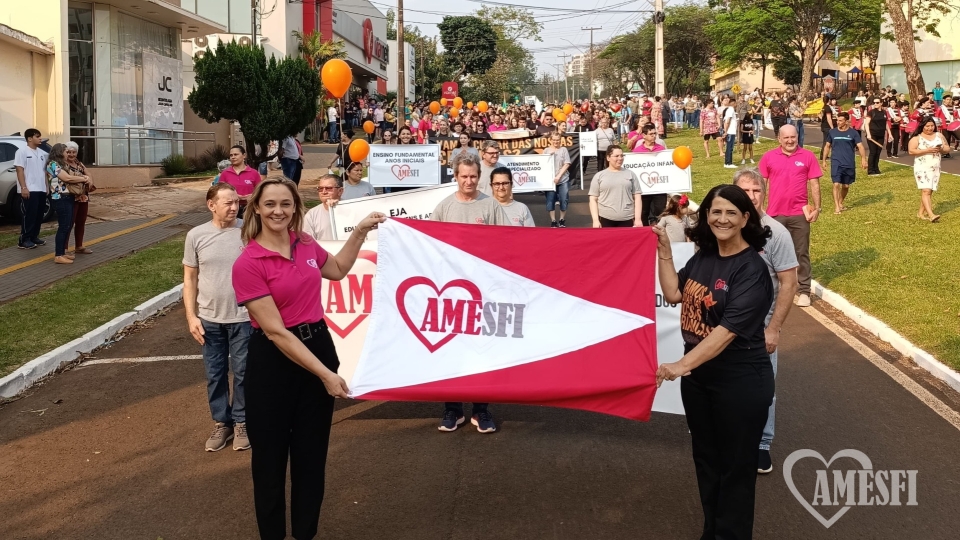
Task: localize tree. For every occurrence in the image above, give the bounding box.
[406,29,451,101]
[188,40,320,167]
[883,0,952,100]
[773,54,804,87]
[292,30,346,71]
[437,16,498,80]
[708,6,791,92]
[470,7,541,100]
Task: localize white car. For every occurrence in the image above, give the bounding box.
[0,135,54,222]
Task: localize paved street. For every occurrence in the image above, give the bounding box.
[1,190,959,539]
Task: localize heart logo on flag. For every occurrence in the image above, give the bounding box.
[639,171,660,188]
[513,172,529,186]
[396,277,483,352]
[392,164,412,181]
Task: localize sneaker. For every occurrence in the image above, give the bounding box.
[550,221,558,228]
[723,164,737,169]
[18,241,37,250]
[749,159,755,164]
[471,411,497,433]
[558,219,566,228]
[31,238,46,246]
[740,159,746,165]
[438,409,465,432]
[54,256,74,265]
[205,422,234,452]
[233,422,251,451]
[797,293,811,308]
[758,449,773,474]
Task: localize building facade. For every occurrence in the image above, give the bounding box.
[878,17,960,93]
[386,39,415,103]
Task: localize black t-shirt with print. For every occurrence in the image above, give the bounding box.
[677,247,772,363]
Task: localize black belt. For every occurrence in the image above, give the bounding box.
[288,320,327,342]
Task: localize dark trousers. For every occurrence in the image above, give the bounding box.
[682,360,774,540]
[819,130,830,160]
[772,117,786,137]
[886,129,900,157]
[641,194,668,226]
[867,137,883,174]
[599,216,634,227]
[280,157,303,185]
[52,195,75,256]
[445,402,488,416]
[19,191,46,245]
[247,322,338,540]
[772,215,811,295]
[900,129,910,153]
[73,200,89,248]
[582,153,607,174]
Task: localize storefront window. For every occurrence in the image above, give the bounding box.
[68,4,96,164]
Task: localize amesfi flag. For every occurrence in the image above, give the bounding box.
[348,218,659,421]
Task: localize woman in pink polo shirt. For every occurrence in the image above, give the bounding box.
[232,178,384,540]
[218,145,262,206]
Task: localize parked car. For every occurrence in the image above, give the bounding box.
[0,135,54,222]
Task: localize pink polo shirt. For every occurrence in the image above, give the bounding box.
[633,143,666,153]
[758,146,823,217]
[219,165,262,197]
[487,124,507,132]
[232,231,329,329]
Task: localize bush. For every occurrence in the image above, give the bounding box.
[187,154,217,173]
[204,144,230,163]
[160,154,192,176]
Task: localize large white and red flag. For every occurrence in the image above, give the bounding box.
[347,218,659,421]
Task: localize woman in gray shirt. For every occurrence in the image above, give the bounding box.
[588,146,642,227]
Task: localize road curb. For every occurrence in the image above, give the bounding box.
[811,279,960,394]
[0,284,184,399]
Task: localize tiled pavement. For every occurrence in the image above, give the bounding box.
[0,212,208,304]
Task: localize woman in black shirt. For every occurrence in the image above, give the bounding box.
[654,184,774,540]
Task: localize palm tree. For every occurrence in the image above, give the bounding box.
[293,30,348,142]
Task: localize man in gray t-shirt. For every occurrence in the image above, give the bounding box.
[183,183,252,453]
[489,166,535,226]
[477,140,508,196]
[734,169,798,474]
[432,152,509,435]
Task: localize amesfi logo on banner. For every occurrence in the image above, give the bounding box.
[318,243,377,384]
[368,145,442,187]
[622,151,692,195]
[498,154,556,193]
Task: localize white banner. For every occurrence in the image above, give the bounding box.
[579,131,598,157]
[323,239,693,415]
[621,150,693,195]
[499,154,556,193]
[368,144,442,187]
[329,184,457,240]
[142,52,183,130]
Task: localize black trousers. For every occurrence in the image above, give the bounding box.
[641,194,668,226]
[599,216,634,227]
[682,359,774,540]
[247,321,339,540]
[867,136,883,174]
[772,117,786,137]
[886,129,900,157]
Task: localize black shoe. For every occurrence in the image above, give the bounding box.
[438,409,465,432]
[558,219,566,228]
[18,240,37,249]
[471,410,497,433]
[31,238,46,246]
[758,449,773,474]
[550,221,558,228]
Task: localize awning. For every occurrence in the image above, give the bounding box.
[816,58,844,73]
[0,23,54,55]
[848,66,863,74]
[97,0,226,36]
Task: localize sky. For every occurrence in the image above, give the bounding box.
[336,0,658,77]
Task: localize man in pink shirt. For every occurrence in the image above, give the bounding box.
[758,124,822,307]
[487,114,507,132]
[218,145,262,206]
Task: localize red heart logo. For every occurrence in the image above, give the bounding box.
[325,250,377,338]
[396,277,483,352]
[715,278,726,291]
[639,171,659,188]
[391,164,412,181]
[514,172,529,186]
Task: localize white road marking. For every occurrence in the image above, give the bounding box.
[82,355,202,366]
[804,306,960,432]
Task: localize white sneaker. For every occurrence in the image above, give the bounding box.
[723,164,737,169]
[750,159,755,164]
[797,294,811,307]
[740,159,746,165]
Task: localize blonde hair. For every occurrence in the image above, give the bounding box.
[241,178,305,242]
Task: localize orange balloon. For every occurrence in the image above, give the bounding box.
[552,108,563,120]
[429,101,441,114]
[467,101,474,110]
[449,107,460,118]
[320,59,352,98]
[363,120,375,134]
[453,97,464,108]
[440,98,448,107]
[349,139,370,163]
[672,146,693,169]
[478,101,488,113]
[556,112,567,122]
[563,103,573,115]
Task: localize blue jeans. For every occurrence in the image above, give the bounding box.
[688,110,700,128]
[328,121,339,142]
[545,180,570,212]
[760,348,778,450]
[724,134,736,165]
[52,194,75,256]
[753,118,762,138]
[19,191,46,245]
[789,118,805,148]
[280,157,302,184]
[201,319,251,425]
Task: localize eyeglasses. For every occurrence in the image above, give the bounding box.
[484,150,500,155]
[873,101,882,104]
[491,182,512,187]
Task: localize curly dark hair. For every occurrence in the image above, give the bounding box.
[687,184,771,253]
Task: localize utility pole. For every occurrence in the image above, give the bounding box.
[396,0,405,133]
[654,0,665,97]
[582,26,601,100]
[251,0,257,44]
[558,54,570,102]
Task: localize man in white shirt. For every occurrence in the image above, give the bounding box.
[721,97,739,168]
[183,183,252,452]
[490,166,535,226]
[303,174,342,241]
[280,135,302,184]
[15,128,49,249]
[327,104,339,144]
